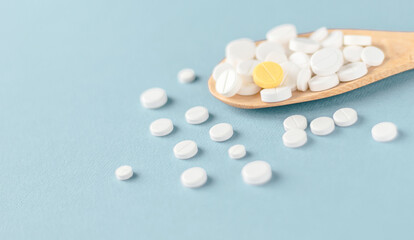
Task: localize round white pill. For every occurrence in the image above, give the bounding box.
[215,69,242,97]
[296,68,312,91]
[289,52,310,69]
[308,74,339,92]
[371,122,398,142]
[283,114,307,131]
[289,38,320,54]
[237,59,261,83]
[260,87,292,103]
[310,48,344,76]
[310,27,328,42]
[256,41,285,61]
[177,68,195,83]
[266,24,297,45]
[241,161,272,185]
[226,38,256,67]
[343,45,363,62]
[115,165,133,181]
[140,88,168,109]
[265,51,288,64]
[333,108,358,127]
[283,129,307,148]
[338,62,368,82]
[185,106,209,124]
[310,117,335,136]
[280,61,300,91]
[321,30,343,48]
[173,140,198,159]
[344,35,372,46]
[212,62,234,81]
[209,123,233,142]
[228,144,246,159]
[180,167,207,188]
[361,46,385,67]
[237,80,261,96]
[149,118,174,136]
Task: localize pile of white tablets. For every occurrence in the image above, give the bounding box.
[211,24,385,103]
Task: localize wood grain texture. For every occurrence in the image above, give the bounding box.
[208,29,414,109]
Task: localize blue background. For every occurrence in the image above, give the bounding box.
[1,0,414,239]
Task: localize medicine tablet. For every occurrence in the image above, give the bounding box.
[333,108,358,127]
[185,106,209,124]
[150,118,174,136]
[180,167,207,188]
[177,68,196,83]
[289,52,310,69]
[343,45,363,62]
[173,140,198,159]
[140,88,168,109]
[344,35,372,46]
[266,24,297,45]
[256,41,285,61]
[253,61,284,88]
[296,68,312,92]
[371,122,398,142]
[361,46,385,66]
[237,59,261,83]
[310,117,335,136]
[265,51,288,64]
[212,62,234,81]
[215,69,242,97]
[209,123,233,142]
[310,48,344,76]
[241,160,272,185]
[308,74,339,92]
[283,114,307,131]
[337,62,368,82]
[228,144,246,159]
[289,38,320,54]
[225,38,256,67]
[260,87,292,102]
[321,30,343,48]
[280,61,300,91]
[115,165,133,181]
[310,27,328,42]
[283,129,307,148]
[237,80,261,96]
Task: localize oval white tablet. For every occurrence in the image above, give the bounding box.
[266,24,297,44]
[310,117,335,136]
[180,167,207,188]
[173,140,198,159]
[209,123,233,142]
[212,62,234,81]
[361,46,385,66]
[237,59,261,83]
[371,122,398,142]
[333,108,358,127]
[283,129,307,148]
[280,61,300,91]
[241,161,272,185]
[289,52,310,69]
[321,30,343,48]
[283,114,307,131]
[296,68,312,91]
[310,48,344,76]
[215,69,242,97]
[177,68,196,83]
[289,38,320,54]
[185,106,209,124]
[343,45,363,62]
[228,144,246,159]
[237,80,261,96]
[344,35,372,46]
[140,88,168,109]
[150,118,174,136]
[115,165,133,181]
[337,62,368,82]
[225,38,256,67]
[256,41,285,61]
[260,87,292,103]
[310,27,328,42]
[265,51,288,64]
[308,74,339,92]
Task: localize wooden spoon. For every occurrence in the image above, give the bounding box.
[208,29,414,109]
